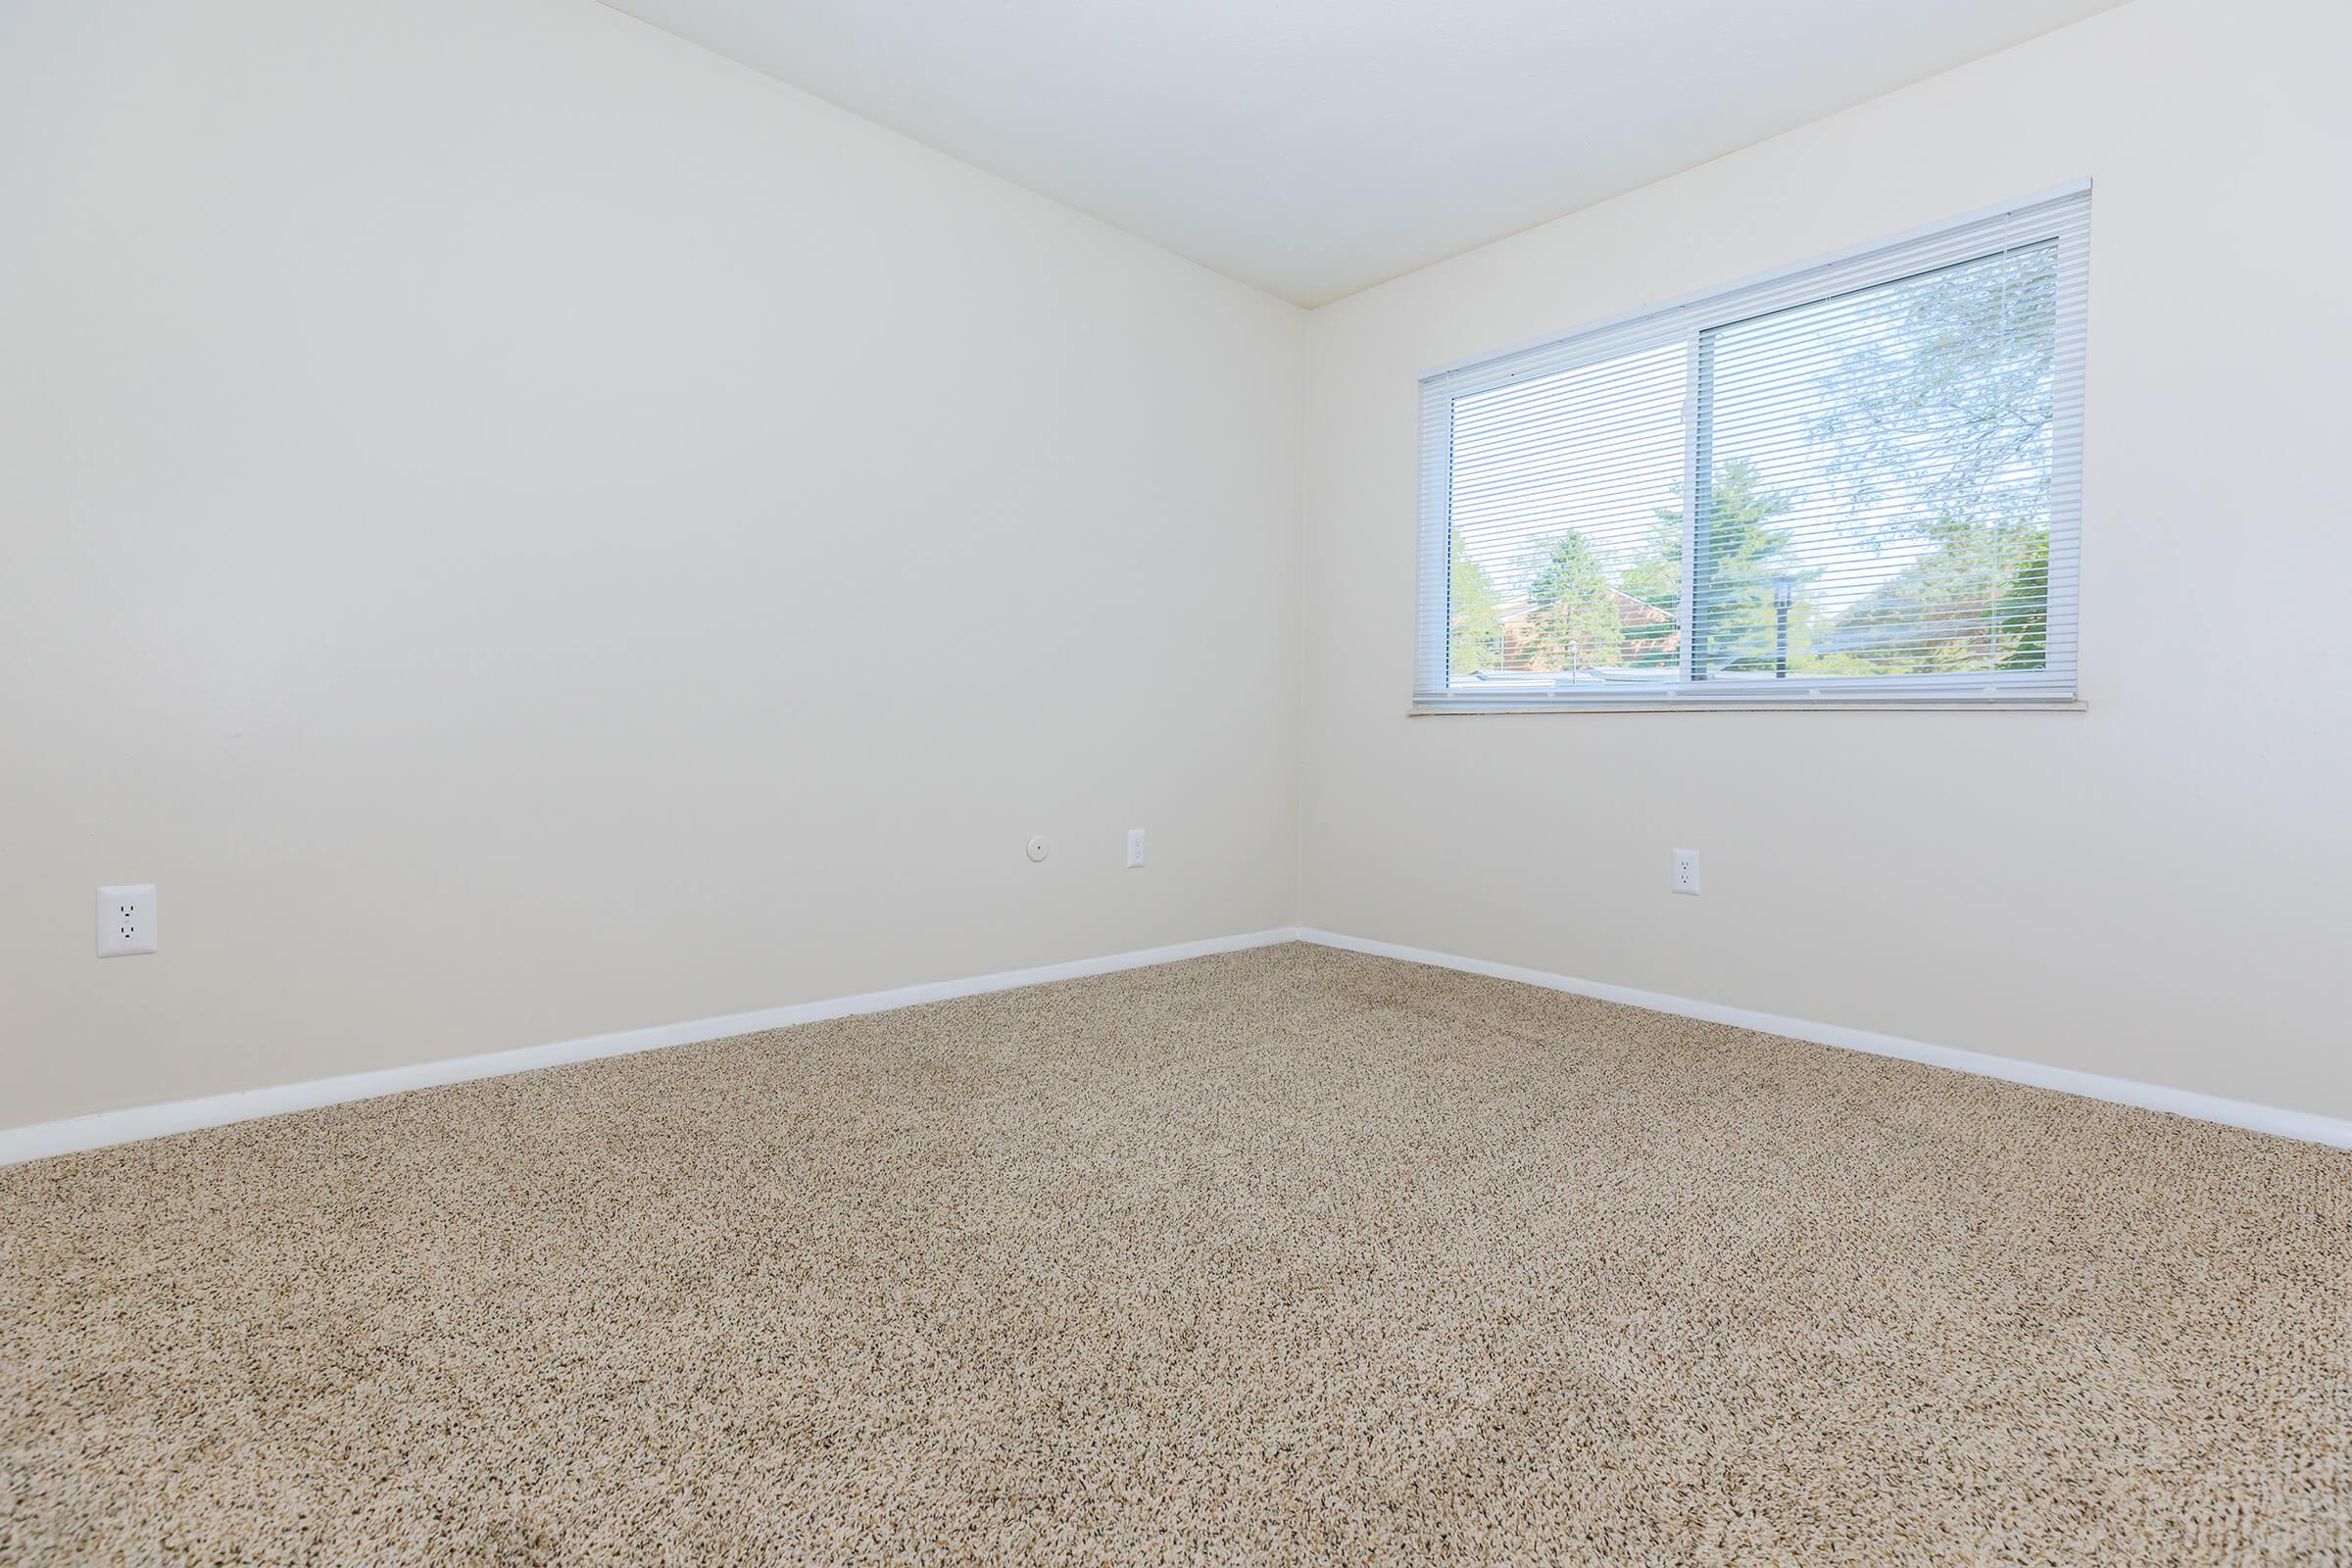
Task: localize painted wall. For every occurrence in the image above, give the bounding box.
[11,0,2344,1140]
[0,0,1304,1129]
[1298,0,2352,1119]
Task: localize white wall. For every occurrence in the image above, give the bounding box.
[12,0,2344,1140]
[0,0,1304,1130]
[1299,0,2352,1120]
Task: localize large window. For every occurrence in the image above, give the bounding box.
[1416,188,2087,710]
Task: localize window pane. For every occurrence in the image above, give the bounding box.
[1693,242,2058,681]
[1447,341,1686,690]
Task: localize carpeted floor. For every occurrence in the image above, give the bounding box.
[2,945,2346,1566]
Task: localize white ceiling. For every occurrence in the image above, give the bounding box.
[600,0,2124,307]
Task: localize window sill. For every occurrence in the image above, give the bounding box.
[1407,699,2087,715]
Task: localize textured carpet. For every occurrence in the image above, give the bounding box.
[2,944,2346,1566]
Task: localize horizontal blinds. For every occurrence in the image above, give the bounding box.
[1416,186,2088,708]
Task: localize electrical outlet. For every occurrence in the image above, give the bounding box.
[98,884,158,956]
[1126,828,1147,868]
[1671,849,1701,896]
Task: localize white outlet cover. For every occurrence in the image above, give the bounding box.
[1025,834,1050,863]
[1126,827,1146,867]
[1671,849,1701,896]
[98,883,158,956]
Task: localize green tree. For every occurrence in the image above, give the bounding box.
[1823,516,2048,672]
[1807,243,2059,534]
[1615,510,1686,670]
[1518,531,1623,674]
[1629,459,1809,677]
[1542,246,2061,689]
[1447,527,1504,677]
[1685,244,2060,682]
[1993,527,2049,671]
[1693,460,1813,674]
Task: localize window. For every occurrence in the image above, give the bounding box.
[1416,187,2087,710]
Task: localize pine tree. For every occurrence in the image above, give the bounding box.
[1518,532,1623,675]
[1447,527,1504,677]
[1626,459,1808,677]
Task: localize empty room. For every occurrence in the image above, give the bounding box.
[3,0,2347,1561]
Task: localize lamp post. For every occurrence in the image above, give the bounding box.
[1772,575,1794,680]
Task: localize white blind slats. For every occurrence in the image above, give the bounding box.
[1416,186,2089,709]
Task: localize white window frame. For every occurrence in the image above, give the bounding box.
[1414,184,2090,712]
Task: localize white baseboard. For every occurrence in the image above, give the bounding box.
[1297,928,2352,1152]
[0,927,1302,1167]
[13,924,2344,1166]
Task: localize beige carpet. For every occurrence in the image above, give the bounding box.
[3,945,2346,1566]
